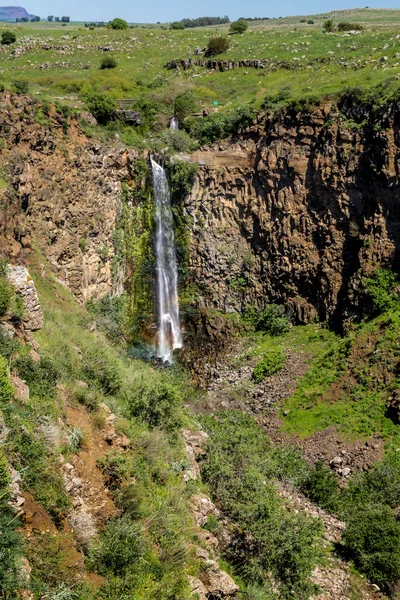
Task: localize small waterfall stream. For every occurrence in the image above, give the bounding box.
[151,158,182,362]
[170,117,179,130]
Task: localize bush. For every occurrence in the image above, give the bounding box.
[201,411,323,598]
[14,355,58,399]
[342,462,400,512]
[12,79,29,94]
[90,516,146,576]
[363,268,398,314]
[110,18,128,29]
[100,55,118,69]
[307,19,314,24]
[243,304,291,336]
[0,448,10,497]
[323,19,335,31]
[341,504,400,592]
[82,348,122,394]
[0,270,12,316]
[85,91,117,124]
[301,462,340,511]
[185,105,254,144]
[253,347,286,383]
[1,31,16,45]
[0,356,13,406]
[230,19,248,34]
[174,92,196,122]
[0,508,23,595]
[123,375,183,430]
[338,22,363,31]
[170,21,185,30]
[205,36,230,57]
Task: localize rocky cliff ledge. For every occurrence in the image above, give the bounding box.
[186,101,400,325]
[0,92,136,301]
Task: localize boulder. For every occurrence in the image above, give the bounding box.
[7,266,43,332]
[113,110,141,126]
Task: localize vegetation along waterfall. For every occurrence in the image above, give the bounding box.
[151,158,182,362]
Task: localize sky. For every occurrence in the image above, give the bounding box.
[11,0,400,23]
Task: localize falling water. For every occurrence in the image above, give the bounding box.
[151,158,182,362]
[170,117,179,130]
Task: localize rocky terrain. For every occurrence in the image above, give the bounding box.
[186,100,400,326]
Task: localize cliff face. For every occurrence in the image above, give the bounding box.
[186,101,400,325]
[0,92,135,301]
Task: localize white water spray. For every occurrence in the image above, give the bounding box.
[151,158,182,362]
[170,117,179,130]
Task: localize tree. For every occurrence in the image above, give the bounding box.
[205,36,230,57]
[229,19,248,34]
[110,17,128,30]
[174,92,196,122]
[55,16,60,22]
[1,31,16,45]
[85,91,117,124]
[61,16,70,22]
[34,15,40,21]
[47,15,54,21]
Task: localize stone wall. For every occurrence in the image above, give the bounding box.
[186,101,400,325]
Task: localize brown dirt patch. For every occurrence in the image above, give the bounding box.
[65,403,118,525]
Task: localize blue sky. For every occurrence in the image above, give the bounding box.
[19,0,400,23]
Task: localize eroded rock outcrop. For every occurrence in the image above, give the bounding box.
[186,101,400,326]
[0,92,136,301]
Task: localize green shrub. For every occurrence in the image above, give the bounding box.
[174,92,196,122]
[0,448,10,499]
[0,329,19,362]
[205,36,230,57]
[123,375,183,430]
[254,304,291,336]
[100,55,118,70]
[301,461,340,511]
[97,450,130,490]
[341,504,400,592]
[363,268,398,314]
[253,347,286,383]
[83,348,122,394]
[87,293,128,345]
[341,462,400,512]
[0,356,13,406]
[1,31,16,45]
[14,355,58,399]
[338,22,363,31]
[170,21,185,30]
[0,508,23,595]
[11,79,29,94]
[185,105,254,144]
[0,263,12,317]
[109,18,128,30]
[90,516,146,576]
[323,19,335,31]
[201,411,322,598]
[230,19,248,34]
[85,91,117,124]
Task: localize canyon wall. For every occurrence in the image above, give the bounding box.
[0,92,135,301]
[1,91,400,327]
[186,101,400,325]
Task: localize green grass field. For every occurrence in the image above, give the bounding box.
[0,7,399,126]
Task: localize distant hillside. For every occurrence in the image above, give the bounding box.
[0,6,34,21]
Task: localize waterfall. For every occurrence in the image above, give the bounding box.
[170,117,179,130]
[151,158,182,362]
